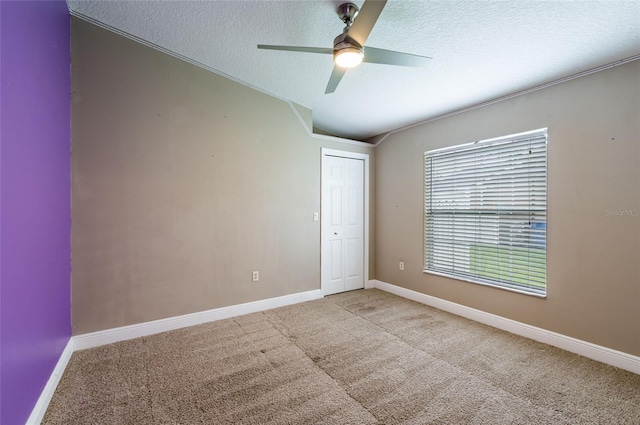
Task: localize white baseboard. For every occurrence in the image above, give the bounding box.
[28,289,323,423]
[73,289,323,350]
[25,338,74,425]
[30,282,637,424]
[372,280,640,375]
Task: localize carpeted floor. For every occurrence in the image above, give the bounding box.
[44,289,640,424]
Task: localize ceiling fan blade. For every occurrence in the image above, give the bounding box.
[363,47,432,67]
[325,66,348,94]
[257,45,333,55]
[346,0,387,47]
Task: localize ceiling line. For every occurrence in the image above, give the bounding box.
[70,10,373,148]
[373,54,640,147]
[287,102,374,147]
[69,9,639,147]
[69,11,291,103]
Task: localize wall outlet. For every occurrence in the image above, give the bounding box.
[399,261,405,271]
[252,271,259,282]
[313,212,319,221]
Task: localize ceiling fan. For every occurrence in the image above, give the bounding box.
[257,0,431,94]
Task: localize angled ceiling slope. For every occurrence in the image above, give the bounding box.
[68,0,640,142]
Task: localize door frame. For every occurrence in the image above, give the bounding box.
[321,148,370,295]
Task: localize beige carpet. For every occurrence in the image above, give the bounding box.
[44,289,640,424]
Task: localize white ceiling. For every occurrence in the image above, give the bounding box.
[68,0,640,141]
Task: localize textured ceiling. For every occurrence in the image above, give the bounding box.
[68,0,640,141]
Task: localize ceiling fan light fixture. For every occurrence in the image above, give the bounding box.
[334,47,364,68]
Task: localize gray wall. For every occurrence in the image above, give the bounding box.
[375,60,640,356]
[71,18,375,334]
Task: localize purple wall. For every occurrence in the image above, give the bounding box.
[0,1,71,423]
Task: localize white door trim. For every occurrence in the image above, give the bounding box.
[321,148,370,294]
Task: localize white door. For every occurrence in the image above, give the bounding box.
[321,155,364,296]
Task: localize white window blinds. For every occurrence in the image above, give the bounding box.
[424,129,547,296]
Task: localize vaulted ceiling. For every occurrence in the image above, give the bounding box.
[68,0,640,141]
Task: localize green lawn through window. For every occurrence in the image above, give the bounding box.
[470,244,546,288]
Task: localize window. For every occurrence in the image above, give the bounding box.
[424,129,547,296]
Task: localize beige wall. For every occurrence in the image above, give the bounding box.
[375,60,640,355]
[71,19,375,334]
[72,17,639,356]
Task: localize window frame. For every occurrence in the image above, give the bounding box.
[423,128,548,298]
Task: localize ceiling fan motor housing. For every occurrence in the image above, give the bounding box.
[333,31,363,52]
